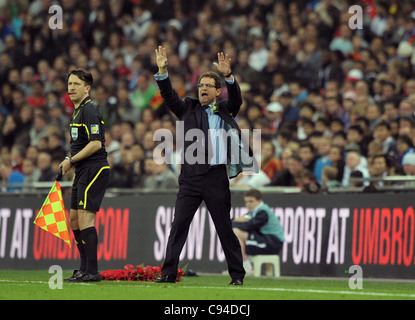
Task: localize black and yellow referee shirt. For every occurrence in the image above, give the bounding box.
[69,96,108,166]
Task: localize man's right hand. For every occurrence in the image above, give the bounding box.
[155,45,168,74]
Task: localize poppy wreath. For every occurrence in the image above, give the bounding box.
[100,264,184,282]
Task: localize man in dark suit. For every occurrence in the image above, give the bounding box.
[153,46,257,285]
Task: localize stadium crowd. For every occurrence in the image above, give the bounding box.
[2,0,415,193]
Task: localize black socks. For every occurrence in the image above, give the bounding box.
[73,227,99,275]
[72,229,86,273]
[81,227,99,275]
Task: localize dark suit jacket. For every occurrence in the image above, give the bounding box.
[156,76,258,178]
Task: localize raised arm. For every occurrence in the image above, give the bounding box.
[213,52,241,115]
[154,45,186,117]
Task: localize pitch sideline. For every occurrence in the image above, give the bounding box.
[0,279,414,299]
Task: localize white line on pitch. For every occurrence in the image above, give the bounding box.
[1,279,414,298]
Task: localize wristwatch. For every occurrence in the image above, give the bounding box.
[65,156,75,165]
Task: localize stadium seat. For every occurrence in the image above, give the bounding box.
[250,255,280,277]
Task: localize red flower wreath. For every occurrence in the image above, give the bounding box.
[100,264,184,282]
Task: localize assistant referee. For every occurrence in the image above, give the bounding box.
[59,68,110,282]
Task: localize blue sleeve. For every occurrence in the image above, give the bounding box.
[225,75,235,84]
[154,72,169,81]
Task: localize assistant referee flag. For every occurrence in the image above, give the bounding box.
[34,180,71,248]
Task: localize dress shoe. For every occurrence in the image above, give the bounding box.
[229,279,243,285]
[155,275,176,283]
[80,273,102,282]
[64,270,86,282]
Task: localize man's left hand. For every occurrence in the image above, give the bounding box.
[213,52,231,76]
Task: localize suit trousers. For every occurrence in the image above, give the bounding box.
[161,165,245,280]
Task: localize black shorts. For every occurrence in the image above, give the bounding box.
[71,162,110,212]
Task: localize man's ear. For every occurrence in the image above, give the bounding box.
[85,85,91,94]
[216,88,222,97]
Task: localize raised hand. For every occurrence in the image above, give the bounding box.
[155,45,168,74]
[213,52,232,78]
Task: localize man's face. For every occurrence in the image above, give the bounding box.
[244,196,261,212]
[198,77,221,106]
[399,101,412,116]
[67,74,90,104]
[346,152,360,169]
[372,157,387,176]
[299,147,313,163]
[373,126,389,143]
[287,158,302,175]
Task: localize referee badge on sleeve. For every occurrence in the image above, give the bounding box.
[71,127,78,140]
[91,124,99,134]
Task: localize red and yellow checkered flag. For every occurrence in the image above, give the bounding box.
[34,180,71,248]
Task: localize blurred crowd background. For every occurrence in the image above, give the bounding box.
[2,0,415,193]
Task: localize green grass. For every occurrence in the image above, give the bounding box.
[0,270,414,300]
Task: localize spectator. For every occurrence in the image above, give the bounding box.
[265,101,284,133]
[367,140,384,161]
[10,144,25,173]
[130,72,159,112]
[313,135,332,183]
[37,151,55,182]
[369,154,394,188]
[342,150,370,187]
[108,148,138,188]
[298,141,317,172]
[22,157,41,191]
[47,133,66,161]
[143,156,178,190]
[321,165,341,189]
[349,170,364,188]
[382,99,399,122]
[28,111,49,147]
[402,153,415,178]
[398,99,415,118]
[294,168,320,194]
[1,0,415,194]
[367,104,383,131]
[297,117,315,140]
[328,144,345,183]
[278,91,299,124]
[346,125,367,157]
[233,48,259,87]
[329,23,353,55]
[26,80,45,108]
[0,155,25,191]
[268,154,303,187]
[372,121,398,162]
[396,135,414,165]
[248,34,269,72]
[270,72,290,99]
[398,115,414,137]
[260,140,283,181]
[1,114,19,149]
[116,86,139,123]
